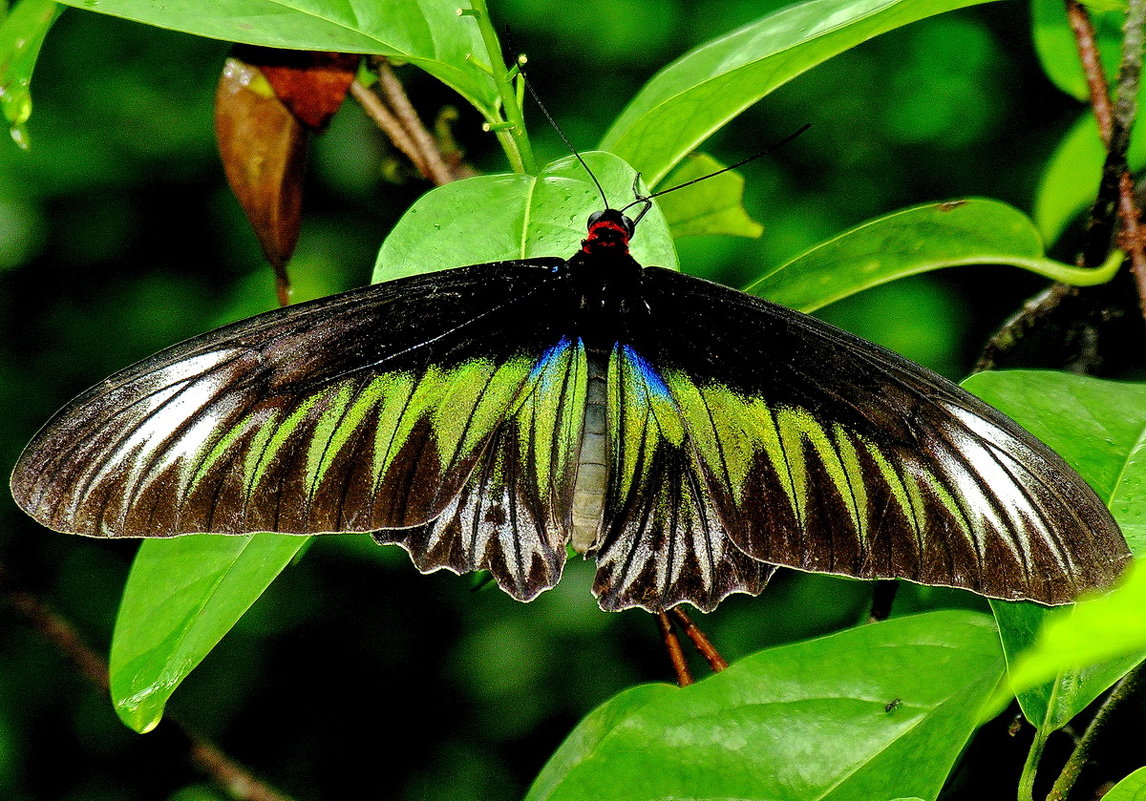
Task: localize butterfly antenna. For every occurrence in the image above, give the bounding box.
[619,123,812,218]
[517,54,611,209]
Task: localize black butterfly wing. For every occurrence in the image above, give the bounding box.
[592,343,776,612]
[11,259,586,597]
[596,266,1128,607]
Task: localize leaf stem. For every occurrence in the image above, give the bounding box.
[1018,727,1049,801]
[463,0,536,174]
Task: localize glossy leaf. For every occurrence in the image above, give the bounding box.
[527,610,1004,801]
[373,152,678,283]
[110,533,307,732]
[655,152,762,239]
[1104,766,1146,801]
[599,0,996,185]
[745,200,1121,312]
[0,0,61,148]
[54,0,498,117]
[1005,561,1146,698]
[962,371,1146,730]
[1034,112,1146,244]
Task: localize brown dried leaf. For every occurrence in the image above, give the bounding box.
[215,55,307,300]
[234,45,358,132]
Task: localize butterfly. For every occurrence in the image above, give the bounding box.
[9,206,1130,613]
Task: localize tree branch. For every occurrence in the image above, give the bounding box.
[1068,0,1146,311]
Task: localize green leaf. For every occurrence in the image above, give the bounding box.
[1104,766,1146,801]
[527,610,1004,801]
[599,0,998,185]
[372,152,677,283]
[744,200,1120,313]
[1034,112,1146,244]
[961,371,1146,730]
[655,152,762,239]
[1005,562,1146,699]
[53,0,498,117]
[110,533,308,733]
[0,0,61,148]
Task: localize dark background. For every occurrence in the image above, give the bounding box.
[0,1,1121,799]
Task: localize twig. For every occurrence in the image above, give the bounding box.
[1067,0,1146,311]
[185,738,294,801]
[669,607,728,672]
[0,562,298,801]
[978,3,1144,368]
[1046,660,1145,800]
[1110,0,1146,309]
[1,563,110,690]
[1066,1,1112,136]
[373,58,454,186]
[656,611,693,686]
[349,80,430,179]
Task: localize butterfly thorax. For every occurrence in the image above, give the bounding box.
[568,209,644,329]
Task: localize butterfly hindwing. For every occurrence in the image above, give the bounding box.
[375,336,588,601]
[610,266,1128,605]
[11,260,581,543]
[593,344,776,612]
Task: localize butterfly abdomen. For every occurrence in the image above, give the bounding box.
[571,346,610,552]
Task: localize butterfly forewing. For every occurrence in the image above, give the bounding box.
[11,259,577,541]
[618,266,1128,605]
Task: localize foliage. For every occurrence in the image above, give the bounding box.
[0,0,1143,800]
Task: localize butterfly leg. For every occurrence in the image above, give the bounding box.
[655,612,693,686]
[669,607,727,672]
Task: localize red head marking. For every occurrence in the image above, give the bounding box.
[581,209,635,255]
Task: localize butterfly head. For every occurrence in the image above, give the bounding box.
[582,209,635,255]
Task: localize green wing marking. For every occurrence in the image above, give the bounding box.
[594,344,775,613]
[11,250,1129,611]
[376,337,587,601]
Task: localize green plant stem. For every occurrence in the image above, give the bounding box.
[1018,727,1049,801]
[1046,661,1145,801]
[465,0,536,174]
